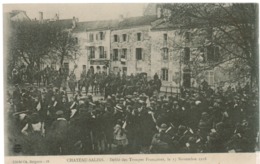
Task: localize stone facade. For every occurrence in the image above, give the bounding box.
[110,26,152,78]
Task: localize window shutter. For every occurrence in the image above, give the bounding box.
[119,49,122,60]
[96,33,99,41]
[104,47,107,59]
[103,31,106,40]
[127,34,130,42]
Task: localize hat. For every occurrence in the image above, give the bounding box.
[114,105,123,112]
[195,100,201,105]
[160,123,168,131]
[56,110,64,116]
[138,100,145,104]
[89,102,96,106]
[126,95,132,99]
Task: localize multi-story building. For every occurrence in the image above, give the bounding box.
[110,15,157,78]
[150,18,228,88]
[72,20,119,77]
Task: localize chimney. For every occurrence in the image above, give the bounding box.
[54,13,59,21]
[39,11,43,22]
[72,16,77,28]
[157,7,162,18]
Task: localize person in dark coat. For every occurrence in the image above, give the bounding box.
[46,110,69,155]
[150,123,172,153]
[13,84,21,112]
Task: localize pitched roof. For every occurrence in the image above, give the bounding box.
[113,15,158,30]
[49,19,74,29]
[73,15,158,32]
[73,20,119,32]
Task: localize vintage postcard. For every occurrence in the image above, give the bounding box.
[2,3,259,164]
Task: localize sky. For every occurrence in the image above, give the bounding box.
[3,3,147,22]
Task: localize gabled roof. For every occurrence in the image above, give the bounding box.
[9,10,31,21]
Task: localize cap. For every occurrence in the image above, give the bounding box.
[160,123,168,131]
[56,110,64,116]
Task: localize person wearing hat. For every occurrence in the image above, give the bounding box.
[46,110,69,155]
[12,84,21,112]
[21,112,46,155]
[150,123,172,153]
[112,119,128,154]
[46,84,54,105]
[45,95,60,132]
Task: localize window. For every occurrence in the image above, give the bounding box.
[99,46,105,58]
[184,32,191,41]
[136,48,142,60]
[89,46,95,59]
[184,47,190,63]
[162,48,168,60]
[75,37,78,44]
[89,33,94,42]
[64,63,69,70]
[114,35,118,42]
[83,65,86,70]
[123,34,127,42]
[206,45,220,62]
[161,68,168,81]
[121,48,127,59]
[113,49,119,61]
[99,32,104,40]
[163,33,168,41]
[137,33,142,41]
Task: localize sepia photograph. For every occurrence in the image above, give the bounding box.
[2,2,259,161]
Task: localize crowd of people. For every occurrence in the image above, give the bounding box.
[6,71,259,155]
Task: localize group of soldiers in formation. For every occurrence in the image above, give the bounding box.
[7,68,259,155]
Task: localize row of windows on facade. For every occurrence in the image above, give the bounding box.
[163,32,191,42]
[113,32,142,42]
[112,48,143,61]
[88,32,105,42]
[88,32,143,42]
[87,31,191,43]
[161,46,220,63]
[160,68,214,86]
[87,45,220,63]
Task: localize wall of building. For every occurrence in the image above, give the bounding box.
[71,31,88,79]
[150,30,183,87]
[110,26,152,78]
[85,30,111,74]
[150,28,233,88]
